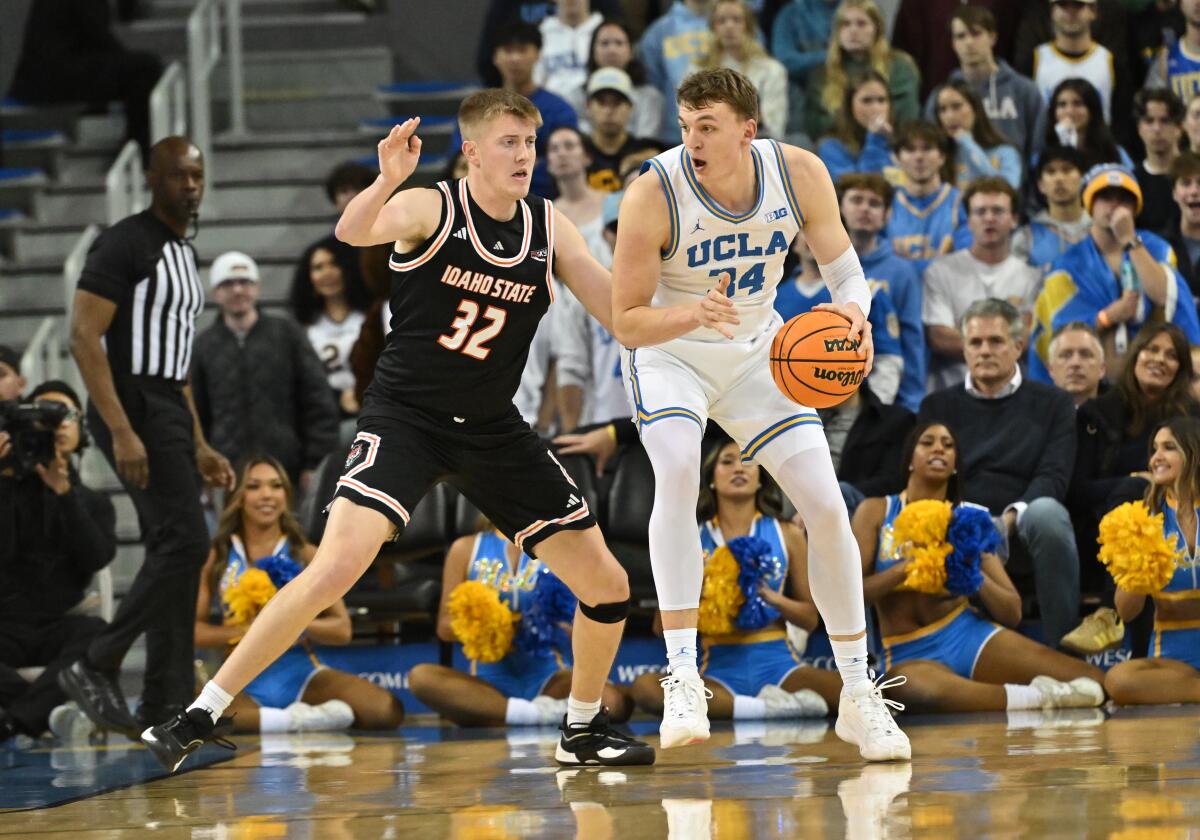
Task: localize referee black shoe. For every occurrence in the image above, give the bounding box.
[555,709,655,766]
[56,660,140,737]
[141,708,235,773]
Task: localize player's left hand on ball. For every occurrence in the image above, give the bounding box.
[814,302,874,376]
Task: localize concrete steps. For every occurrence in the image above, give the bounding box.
[117,9,381,56]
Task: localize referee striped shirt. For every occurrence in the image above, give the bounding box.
[77,210,205,382]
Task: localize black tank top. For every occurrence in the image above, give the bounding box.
[363,178,555,421]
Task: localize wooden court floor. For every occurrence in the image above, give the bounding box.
[4,706,1200,838]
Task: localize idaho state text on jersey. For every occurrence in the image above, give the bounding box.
[438,263,540,304]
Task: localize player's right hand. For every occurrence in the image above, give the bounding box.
[694,273,739,340]
[378,118,423,185]
[113,427,150,489]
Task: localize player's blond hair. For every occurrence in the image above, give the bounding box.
[676,68,760,124]
[458,89,543,141]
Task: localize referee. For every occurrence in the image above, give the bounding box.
[62,136,235,735]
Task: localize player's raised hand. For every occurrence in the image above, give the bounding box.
[694,272,740,340]
[378,118,423,185]
[814,301,874,376]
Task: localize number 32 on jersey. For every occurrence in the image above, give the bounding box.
[438,299,507,360]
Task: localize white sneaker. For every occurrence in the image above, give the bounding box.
[1030,676,1105,709]
[48,702,96,741]
[835,675,911,761]
[659,671,712,749]
[284,699,355,732]
[532,695,568,726]
[757,684,829,719]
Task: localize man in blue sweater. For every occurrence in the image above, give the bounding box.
[638,0,714,143]
[918,298,1081,648]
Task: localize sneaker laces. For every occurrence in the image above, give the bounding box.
[856,675,906,734]
[660,674,712,721]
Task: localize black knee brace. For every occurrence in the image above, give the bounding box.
[579,598,631,624]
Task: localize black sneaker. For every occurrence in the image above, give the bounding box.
[141,708,235,773]
[555,709,655,766]
[56,660,139,736]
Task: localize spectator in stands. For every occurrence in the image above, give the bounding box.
[1031,0,1128,125]
[290,242,372,419]
[805,0,920,141]
[535,0,605,101]
[771,0,840,138]
[1134,88,1186,235]
[193,252,338,491]
[1166,151,1200,296]
[195,456,404,733]
[628,439,842,720]
[1130,0,1184,89]
[475,0,623,87]
[1029,164,1200,383]
[933,81,1022,191]
[7,0,162,158]
[1144,0,1200,101]
[1015,0,1130,85]
[0,347,25,401]
[582,68,661,191]
[923,5,1043,158]
[924,178,1041,391]
[548,126,612,265]
[852,420,1106,713]
[1104,416,1200,706]
[1186,95,1200,153]
[886,121,967,276]
[0,381,115,742]
[409,522,632,726]
[690,0,789,136]
[893,0,1019,101]
[455,21,579,199]
[836,173,926,413]
[1047,321,1106,408]
[1011,147,1091,274]
[639,0,716,143]
[1037,78,1134,172]
[567,19,663,138]
[308,162,375,307]
[817,70,896,183]
[918,298,1081,648]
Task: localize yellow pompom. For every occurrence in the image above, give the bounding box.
[1098,502,1181,595]
[891,499,953,594]
[903,543,952,594]
[222,567,277,626]
[449,580,517,663]
[698,546,745,635]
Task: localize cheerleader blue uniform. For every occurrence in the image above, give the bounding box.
[876,495,1002,678]
[698,516,802,695]
[219,536,325,709]
[1150,502,1200,670]
[454,531,567,699]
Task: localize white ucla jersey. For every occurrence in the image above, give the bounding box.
[644,139,802,343]
[1034,43,1115,121]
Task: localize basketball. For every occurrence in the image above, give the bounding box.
[770,310,866,408]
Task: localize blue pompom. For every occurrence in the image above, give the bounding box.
[728,535,783,630]
[254,553,302,589]
[515,568,577,655]
[944,506,1000,596]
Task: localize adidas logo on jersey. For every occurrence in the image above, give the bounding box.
[453,228,468,240]
[567,494,581,509]
[493,241,504,251]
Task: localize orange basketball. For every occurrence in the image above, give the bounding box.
[770,310,866,408]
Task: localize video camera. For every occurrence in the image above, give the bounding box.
[0,400,69,478]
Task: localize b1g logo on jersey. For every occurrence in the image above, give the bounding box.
[763,207,789,223]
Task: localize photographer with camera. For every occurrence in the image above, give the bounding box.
[0,381,115,742]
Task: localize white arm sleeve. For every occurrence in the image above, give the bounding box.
[818,244,872,318]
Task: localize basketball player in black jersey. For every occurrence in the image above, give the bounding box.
[141,89,655,770]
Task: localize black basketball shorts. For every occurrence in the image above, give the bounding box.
[332,404,595,557]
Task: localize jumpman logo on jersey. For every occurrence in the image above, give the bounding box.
[691,219,705,234]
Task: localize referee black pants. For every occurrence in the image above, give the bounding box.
[86,381,209,711]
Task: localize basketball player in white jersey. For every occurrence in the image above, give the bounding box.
[611,68,911,761]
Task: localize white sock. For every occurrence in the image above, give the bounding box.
[505,697,542,726]
[566,695,602,727]
[732,695,767,720]
[259,707,290,733]
[188,681,234,724]
[1004,683,1042,711]
[829,637,871,690]
[664,628,698,676]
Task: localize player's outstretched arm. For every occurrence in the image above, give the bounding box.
[335,118,441,249]
[552,206,615,334]
[611,173,739,346]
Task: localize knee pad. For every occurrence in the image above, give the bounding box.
[579,598,631,624]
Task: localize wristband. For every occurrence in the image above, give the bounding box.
[1097,309,1112,329]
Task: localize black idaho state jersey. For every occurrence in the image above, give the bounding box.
[364,178,556,420]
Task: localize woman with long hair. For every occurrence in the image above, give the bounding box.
[804,0,920,142]
[628,438,842,723]
[817,70,896,183]
[1038,78,1133,172]
[195,456,405,733]
[1104,417,1200,704]
[689,0,788,137]
[565,19,662,139]
[934,79,1021,190]
[853,422,1105,714]
[290,241,372,416]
